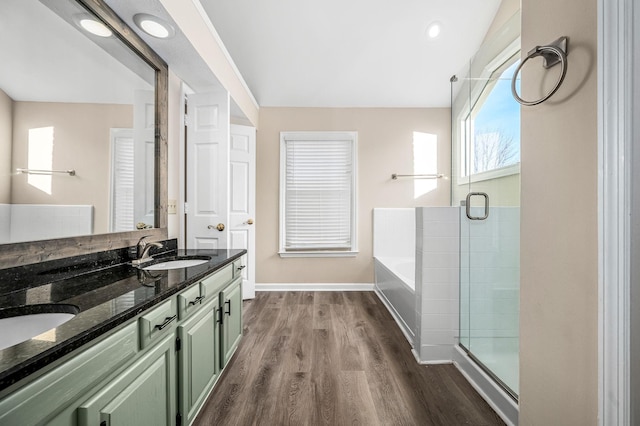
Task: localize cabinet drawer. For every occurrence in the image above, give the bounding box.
[139,298,177,349]
[233,256,246,279]
[177,284,203,320]
[200,264,233,297]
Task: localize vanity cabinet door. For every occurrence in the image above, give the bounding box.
[177,296,220,424]
[220,277,243,367]
[77,333,176,426]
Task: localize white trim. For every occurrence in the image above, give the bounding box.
[178,83,189,250]
[254,283,374,292]
[277,251,359,258]
[457,163,520,186]
[190,0,260,110]
[598,0,632,424]
[453,345,518,426]
[410,349,452,365]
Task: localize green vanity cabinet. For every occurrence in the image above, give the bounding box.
[177,295,220,424]
[0,322,138,426]
[77,332,177,426]
[0,256,245,426]
[220,276,243,367]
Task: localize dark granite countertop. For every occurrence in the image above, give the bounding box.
[0,246,246,392]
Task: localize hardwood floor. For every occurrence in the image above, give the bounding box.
[194,291,505,426]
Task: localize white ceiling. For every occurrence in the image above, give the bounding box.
[199,0,502,107]
[4,0,503,111]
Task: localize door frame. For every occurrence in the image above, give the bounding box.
[598,0,634,424]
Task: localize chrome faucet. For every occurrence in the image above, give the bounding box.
[132,236,163,266]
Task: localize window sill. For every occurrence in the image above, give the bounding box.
[458,163,520,185]
[278,251,359,258]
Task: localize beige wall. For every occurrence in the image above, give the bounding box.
[10,102,132,234]
[256,107,450,283]
[0,89,12,204]
[520,0,598,424]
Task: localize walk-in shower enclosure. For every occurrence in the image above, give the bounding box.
[450,10,521,401]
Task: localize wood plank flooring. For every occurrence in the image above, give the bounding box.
[194,291,505,426]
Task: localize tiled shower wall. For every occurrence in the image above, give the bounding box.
[415,207,460,363]
[459,207,520,341]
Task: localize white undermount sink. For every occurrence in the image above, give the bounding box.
[143,258,209,270]
[0,304,79,351]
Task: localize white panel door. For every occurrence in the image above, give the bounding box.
[229,124,256,299]
[186,91,229,250]
[134,90,155,229]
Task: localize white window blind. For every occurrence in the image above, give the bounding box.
[110,131,134,232]
[280,132,357,257]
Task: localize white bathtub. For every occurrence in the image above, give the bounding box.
[374,256,416,344]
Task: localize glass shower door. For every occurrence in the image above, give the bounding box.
[452,10,521,399]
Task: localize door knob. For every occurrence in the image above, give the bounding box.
[245,218,254,225]
[208,223,225,231]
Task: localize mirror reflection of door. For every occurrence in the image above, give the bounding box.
[134,90,155,229]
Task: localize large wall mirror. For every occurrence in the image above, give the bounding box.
[0,0,168,268]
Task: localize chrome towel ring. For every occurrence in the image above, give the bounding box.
[511,36,569,106]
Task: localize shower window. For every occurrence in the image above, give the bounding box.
[460,54,521,182]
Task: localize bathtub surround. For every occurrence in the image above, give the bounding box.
[414,207,460,364]
[373,208,416,341]
[372,207,460,363]
[0,204,93,244]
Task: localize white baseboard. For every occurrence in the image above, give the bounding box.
[254,283,375,292]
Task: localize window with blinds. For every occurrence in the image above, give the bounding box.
[279,132,358,257]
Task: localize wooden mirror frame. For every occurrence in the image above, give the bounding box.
[0,0,168,269]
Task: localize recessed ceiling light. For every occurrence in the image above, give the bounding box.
[426,21,442,39]
[79,18,112,37]
[133,13,175,39]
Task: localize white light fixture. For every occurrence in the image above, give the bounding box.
[133,13,175,39]
[79,18,112,37]
[426,21,442,39]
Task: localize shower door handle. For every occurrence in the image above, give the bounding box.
[465,192,489,220]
